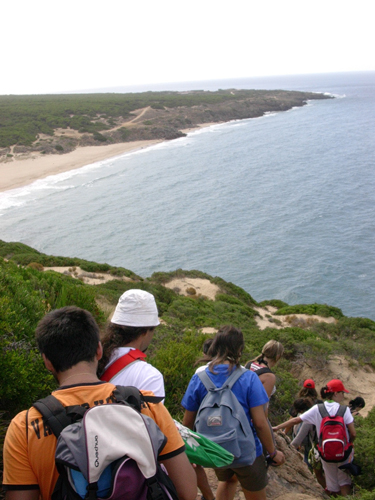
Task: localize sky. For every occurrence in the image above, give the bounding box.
[1,0,374,95]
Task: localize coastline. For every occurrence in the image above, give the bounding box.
[0,124,215,194]
[0,140,161,193]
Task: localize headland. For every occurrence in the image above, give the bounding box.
[0,89,332,192]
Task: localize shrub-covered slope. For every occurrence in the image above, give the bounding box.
[1,239,375,497]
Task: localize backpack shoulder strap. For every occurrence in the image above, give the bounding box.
[317,403,329,419]
[100,349,147,382]
[33,395,71,437]
[335,404,348,418]
[114,386,163,413]
[226,366,247,389]
[252,367,273,377]
[198,366,246,391]
[197,370,216,391]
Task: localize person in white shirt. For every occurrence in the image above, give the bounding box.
[273,379,356,497]
[98,289,164,398]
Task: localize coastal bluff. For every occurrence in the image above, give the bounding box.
[0,89,331,161]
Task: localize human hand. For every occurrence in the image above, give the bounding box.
[269,450,285,467]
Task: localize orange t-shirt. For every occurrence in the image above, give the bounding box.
[3,382,184,500]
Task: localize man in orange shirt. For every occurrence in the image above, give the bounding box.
[3,306,197,500]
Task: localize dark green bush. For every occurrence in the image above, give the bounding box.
[353,408,375,491]
[151,328,206,417]
[276,303,343,319]
[0,259,105,414]
[93,131,107,142]
[259,299,289,309]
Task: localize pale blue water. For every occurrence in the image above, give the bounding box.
[1,72,375,320]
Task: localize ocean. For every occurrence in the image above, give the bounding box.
[1,71,374,320]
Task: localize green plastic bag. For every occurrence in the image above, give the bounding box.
[174,420,234,468]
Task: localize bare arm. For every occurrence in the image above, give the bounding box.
[259,373,276,398]
[182,409,197,430]
[347,422,356,442]
[273,416,302,433]
[5,491,40,500]
[251,405,285,466]
[160,452,197,500]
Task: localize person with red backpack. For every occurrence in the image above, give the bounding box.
[273,379,356,497]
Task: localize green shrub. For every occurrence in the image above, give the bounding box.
[93,131,107,142]
[259,299,289,309]
[0,259,105,414]
[276,303,343,319]
[150,328,206,417]
[27,262,44,271]
[352,408,375,491]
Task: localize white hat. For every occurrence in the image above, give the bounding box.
[111,289,160,327]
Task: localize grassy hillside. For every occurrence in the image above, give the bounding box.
[1,239,374,498]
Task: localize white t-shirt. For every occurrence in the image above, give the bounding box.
[300,401,353,440]
[105,347,165,398]
[195,363,209,374]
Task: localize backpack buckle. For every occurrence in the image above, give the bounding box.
[147,479,164,500]
[86,481,98,500]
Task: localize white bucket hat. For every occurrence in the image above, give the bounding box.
[111,289,160,327]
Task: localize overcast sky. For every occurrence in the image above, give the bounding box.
[1,0,374,94]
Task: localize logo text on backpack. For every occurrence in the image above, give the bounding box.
[94,435,99,467]
[207,416,222,426]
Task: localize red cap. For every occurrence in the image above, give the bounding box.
[303,379,315,389]
[326,379,349,393]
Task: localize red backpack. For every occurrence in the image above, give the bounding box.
[317,404,353,462]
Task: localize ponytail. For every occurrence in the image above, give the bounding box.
[320,386,334,400]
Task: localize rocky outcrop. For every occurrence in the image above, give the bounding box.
[266,434,327,499]
[203,433,327,500]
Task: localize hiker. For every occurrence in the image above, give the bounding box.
[245,340,284,402]
[182,326,285,500]
[3,306,197,500]
[273,379,356,497]
[298,379,323,403]
[349,397,365,416]
[98,289,164,398]
[290,398,326,489]
[244,339,283,468]
[289,379,323,417]
[194,337,216,500]
[290,398,313,438]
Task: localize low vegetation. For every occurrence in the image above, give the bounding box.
[1,239,374,497]
[0,90,331,154]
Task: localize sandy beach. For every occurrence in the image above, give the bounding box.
[0,123,217,193]
[0,140,164,193]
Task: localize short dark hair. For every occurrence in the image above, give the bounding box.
[349,397,365,410]
[293,397,313,413]
[35,306,100,372]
